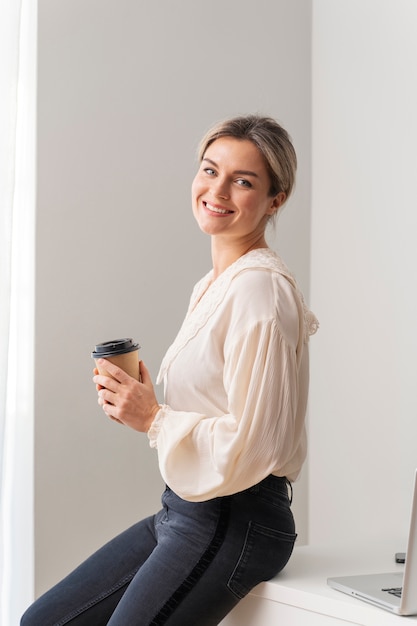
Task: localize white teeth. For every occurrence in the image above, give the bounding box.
[205,202,232,214]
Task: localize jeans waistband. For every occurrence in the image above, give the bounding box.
[247,474,292,503]
[166,475,293,504]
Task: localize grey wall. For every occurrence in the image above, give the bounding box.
[310,0,417,546]
[36,0,312,595]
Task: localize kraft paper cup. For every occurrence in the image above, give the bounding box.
[91,338,140,380]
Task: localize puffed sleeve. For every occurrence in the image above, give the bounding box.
[148,272,307,501]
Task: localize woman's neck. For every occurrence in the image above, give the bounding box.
[211,235,268,279]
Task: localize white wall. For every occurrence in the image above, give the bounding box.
[310,0,417,545]
[35,0,312,596]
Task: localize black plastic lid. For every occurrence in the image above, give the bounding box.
[91,338,140,359]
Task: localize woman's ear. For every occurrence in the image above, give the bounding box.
[267,191,287,215]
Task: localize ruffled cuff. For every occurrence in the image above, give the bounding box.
[147,404,170,448]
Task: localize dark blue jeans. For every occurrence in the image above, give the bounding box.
[21,475,296,626]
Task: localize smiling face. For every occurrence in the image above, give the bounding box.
[192,137,285,248]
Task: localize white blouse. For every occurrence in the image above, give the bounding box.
[148,248,318,502]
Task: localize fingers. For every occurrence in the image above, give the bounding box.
[92,360,129,391]
[97,388,114,406]
[100,397,123,425]
[92,358,158,432]
[95,359,130,383]
[93,375,118,394]
[93,368,102,391]
[94,359,147,388]
[139,360,152,386]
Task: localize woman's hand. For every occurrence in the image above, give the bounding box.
[92,359,160,432]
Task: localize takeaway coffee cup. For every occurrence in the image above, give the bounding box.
[91,338,140,380]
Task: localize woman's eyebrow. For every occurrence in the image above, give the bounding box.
[202,157,259,178]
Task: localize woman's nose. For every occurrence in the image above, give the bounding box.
[212,177,230,199]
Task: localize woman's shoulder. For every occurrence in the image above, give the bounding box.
[226,249,318,341]
[231,248,295,282]
[228,249,298,299]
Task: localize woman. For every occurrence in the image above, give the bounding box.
[21,115,318,625]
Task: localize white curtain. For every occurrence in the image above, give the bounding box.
[0,0,36,623]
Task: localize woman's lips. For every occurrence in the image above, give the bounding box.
[204,201,234,215]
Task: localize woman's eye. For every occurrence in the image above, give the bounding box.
[204,168,216,176]
[236,178,252,188]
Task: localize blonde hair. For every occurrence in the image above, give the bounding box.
[197,115,297,201]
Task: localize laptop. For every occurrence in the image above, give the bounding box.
[327,469,417,616]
